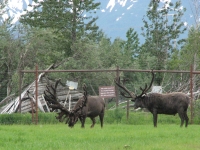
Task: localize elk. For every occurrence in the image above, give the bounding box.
[44,79,105,128]
[115,71,190,127]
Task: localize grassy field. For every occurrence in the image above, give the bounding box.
[0,123,199,150]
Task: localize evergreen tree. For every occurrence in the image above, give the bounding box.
[0,0,8,21]
[0,0,18,98]
[20,0,101,56]
[141,0,186,85]
[121,28,140,59]
[178,27,200,91]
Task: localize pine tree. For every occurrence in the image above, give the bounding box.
[20,0,101,56]
[141,0,186,85]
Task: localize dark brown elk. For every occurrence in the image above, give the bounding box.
[115,71,190,127]
[44,79,105,128]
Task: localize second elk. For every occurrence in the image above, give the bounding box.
[44,79,105,128]
[115,71,190,127]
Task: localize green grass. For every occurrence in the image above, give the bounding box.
[0,109,199,150]
[0,124,199,150]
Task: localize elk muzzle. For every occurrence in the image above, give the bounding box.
[68,112,79,127]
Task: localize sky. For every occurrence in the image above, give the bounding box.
[4,0,186,24]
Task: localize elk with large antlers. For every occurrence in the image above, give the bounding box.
[115,71,190,127]
[44,79,105,128]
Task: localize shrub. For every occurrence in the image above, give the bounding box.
[0,108,199,125]
[0,112,58,125]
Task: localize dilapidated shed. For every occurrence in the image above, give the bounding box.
[0,65,83,114]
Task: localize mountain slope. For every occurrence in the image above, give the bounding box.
[95,0,148,40]
[4,0,195,41]
[95,0,194,41]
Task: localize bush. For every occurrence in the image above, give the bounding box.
[38,112,59,124]
[0,113,32,125]
[0,108,199,125]
[0,112,58,125]
[193,100,200,124]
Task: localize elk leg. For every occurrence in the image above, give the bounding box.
[152,110,158,127]
[80,117,86,128]
[90,117,96,128]
[184,112,189,127]
[178,112,184,127]
[99,113,104,128]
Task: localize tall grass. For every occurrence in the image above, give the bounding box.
[0,108,199,126]
[0,112,59,125]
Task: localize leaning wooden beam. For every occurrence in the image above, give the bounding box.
[1,82,35,114]
[27,92,45,113]
[0,94,15,106]
[1,64,55,114]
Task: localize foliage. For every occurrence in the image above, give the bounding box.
[0,109,199,125]
[20,0,101,56]
[105,108,124,124]
[141,0,186,85]
[0,112,58,125]
[0,0,199,105]
[179,26,200,69]
[194,100,200,124]
[167,25,200,75]
[0,21,22,97]
[167,26,200,92]
[121,28,140,59]
[0,0,8,21]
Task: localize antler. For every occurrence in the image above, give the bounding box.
[114,77,136,99]
[44,79,70,121]
[138,70,155,97]
[72,83,88,113]
[44,81,89,123]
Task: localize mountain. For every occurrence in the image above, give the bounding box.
[4,0,195,42]
[95,0,149,41]
[3,0,32,23]
[95,0,194,42]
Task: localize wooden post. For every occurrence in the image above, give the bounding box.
[35,64,38,125]
[115,66,120,107]
[190,64,194,124]
[19,69,22,113]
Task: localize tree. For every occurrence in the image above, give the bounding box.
[0,0,8,22]
[190,0,200,26]
[0,25,22,98]
[0,0,20,98]
[121,28,140,59]
[141,0,186,85]
[48,38,113,95]
[20,0,101,56]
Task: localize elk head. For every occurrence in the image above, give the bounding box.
[44,79,88,127]
[68,85,88,127]
[115,71,154,108]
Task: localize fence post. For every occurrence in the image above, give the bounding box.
[115,66,120,107]
[190,64,194,124]
[18,68,22,113]
[35,64,38,125]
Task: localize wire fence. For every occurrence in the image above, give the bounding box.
[1,64,200,125]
